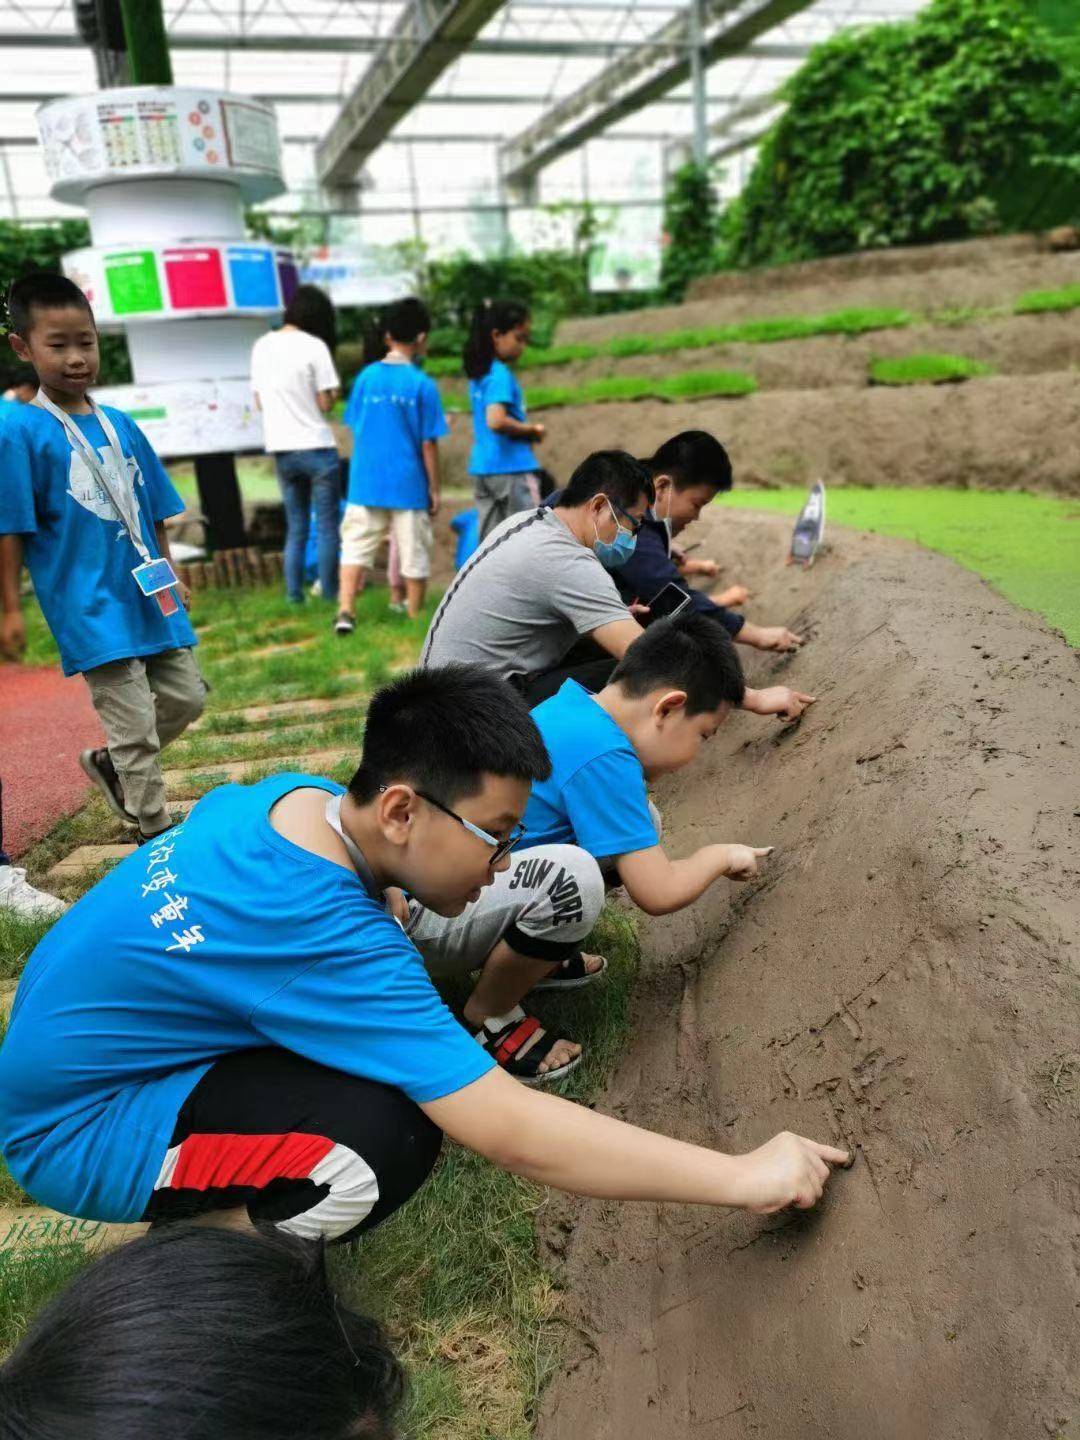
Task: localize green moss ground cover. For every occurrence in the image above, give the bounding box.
[721,487,1080,644]
[869,353,994,385]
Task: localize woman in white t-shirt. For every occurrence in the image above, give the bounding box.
[251,286,342,604]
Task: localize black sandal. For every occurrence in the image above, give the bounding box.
[475,1006,582,1086]
[529,952,608,994]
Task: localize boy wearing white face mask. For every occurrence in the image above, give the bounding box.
[616,431,811,665]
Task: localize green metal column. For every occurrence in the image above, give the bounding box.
[118,0,173,86]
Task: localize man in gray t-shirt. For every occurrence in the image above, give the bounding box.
[421,451,650,700]
[422,447,820,722]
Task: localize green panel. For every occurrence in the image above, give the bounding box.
[126,406,168,420]
[104,251,163,316]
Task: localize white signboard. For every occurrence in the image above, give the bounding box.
[95,378,264,459]
[301,245,417,307]
[37,87,284,202]
[589,205,663,293]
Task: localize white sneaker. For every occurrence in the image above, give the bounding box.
[0,865,68,920]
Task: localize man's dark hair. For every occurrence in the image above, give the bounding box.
[350,664,552,804]
[7,271,94,339]
[383,296,431,344]
[0,1224,404,1440]
[610,612,745,713]
[645,430,733,493]
[559,450,655,511]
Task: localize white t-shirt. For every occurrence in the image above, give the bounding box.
[250,327,340,453]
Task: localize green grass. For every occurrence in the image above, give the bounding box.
[1013,283,1080,316]
[869,353,994,386]
[720,487,1080,645]
[4,575,647,1439]
[445,368,757,413]
[345,905,640,1439]
[0,1243,94,1353]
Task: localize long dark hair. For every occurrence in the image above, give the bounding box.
[462,298,529,381]
[0,1225,405,1440]
[283,283,338,353]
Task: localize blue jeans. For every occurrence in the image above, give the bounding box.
[274,447,341,603]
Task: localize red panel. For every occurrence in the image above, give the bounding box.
[163,247,227,310]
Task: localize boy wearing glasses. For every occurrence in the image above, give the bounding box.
[0,664,847,1241]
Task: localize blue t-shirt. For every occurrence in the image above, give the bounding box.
[0,774,494,1223]
[344,359,449,510]
[0,401,196,676]
[468,359,537,476]
[524,680,659,859]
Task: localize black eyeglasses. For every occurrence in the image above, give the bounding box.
[415,789,525,865]
[611,499,645,536]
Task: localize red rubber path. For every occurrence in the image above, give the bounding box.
[0,663,104,860]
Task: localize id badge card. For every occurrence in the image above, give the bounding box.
[132,557,178,597]
[132,558,180,616]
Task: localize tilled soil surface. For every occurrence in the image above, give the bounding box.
[439,371,1080,494]
[558,234,1080,341]
[534,507,1080,1440]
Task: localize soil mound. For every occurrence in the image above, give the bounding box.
[440,372,1080,495]
[535,509,1080,1440]
[558,234,1080,343]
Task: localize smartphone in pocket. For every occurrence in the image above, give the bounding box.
[645,582,692,622]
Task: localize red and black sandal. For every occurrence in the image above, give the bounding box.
[529,951,608,994]
[475,1005,583,1086]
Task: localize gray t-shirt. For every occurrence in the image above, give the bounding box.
[421,506,630,682]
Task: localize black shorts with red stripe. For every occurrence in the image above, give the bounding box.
[141,1047,442,1244]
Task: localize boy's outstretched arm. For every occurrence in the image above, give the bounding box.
[423,1066,848,1214]
[616,841,771,916]
[0,533,26,660]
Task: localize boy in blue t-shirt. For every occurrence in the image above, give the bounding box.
[526,612,773,912]
[336,297,449,630]
[0,272,203,841]
[0,663,848,1240]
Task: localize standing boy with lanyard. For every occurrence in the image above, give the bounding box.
[0,272,204,842]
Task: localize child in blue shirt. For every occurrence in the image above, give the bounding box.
[526,612,773,911]
[0,663,845,1240]
[0,272,203,841]
[336,297,448,630]
[463,298,546,542]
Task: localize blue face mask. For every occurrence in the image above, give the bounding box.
[593,499,638,569]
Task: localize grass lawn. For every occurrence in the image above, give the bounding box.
[1,578,642,1438]
[720,487,1080,645]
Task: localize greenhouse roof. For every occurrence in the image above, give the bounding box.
[0,0,933,236]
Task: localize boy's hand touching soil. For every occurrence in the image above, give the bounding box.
[731,1132,851,1214]
[722,844,774,880]
[744,686,816,719]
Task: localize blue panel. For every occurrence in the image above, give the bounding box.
[227,245,278,307]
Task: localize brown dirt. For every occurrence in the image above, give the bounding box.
[534,506,1080,1440]
[559,234,1080,342]
[440,373,1080,495]
[503,311,1080,396]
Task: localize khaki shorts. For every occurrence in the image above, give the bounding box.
[340,505,433,579]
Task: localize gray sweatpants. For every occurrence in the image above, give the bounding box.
[82,646,206,835]
[473,471,541,544]
[407,843,605,979]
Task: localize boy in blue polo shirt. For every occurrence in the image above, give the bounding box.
[525,612,773,911]
[336,297,449,631]
[0,663,848,1240]
[0,272,203,841]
